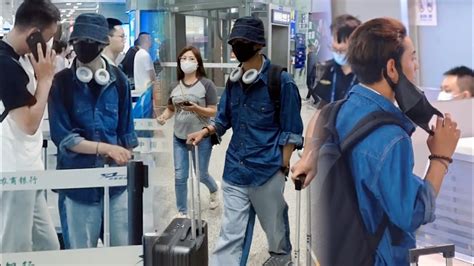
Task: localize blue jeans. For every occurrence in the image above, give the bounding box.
[211,170,291,266]
[62,189,128,249]
[173,136,218,214]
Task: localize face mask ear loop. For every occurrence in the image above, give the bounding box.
[383,67,398,90]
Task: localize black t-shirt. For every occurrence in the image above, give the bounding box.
[311,60,358,106]
[333,64,357,101]
[0,40,36,119]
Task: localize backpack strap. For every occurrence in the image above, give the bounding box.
[339,111,405,251]
[340,111,405,153]
[61,69,75,114]
[320,99,347,141]
[0,49,23,122]
[109,65,127,109]
[268,64,287,124]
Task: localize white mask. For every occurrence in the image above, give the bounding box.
[437,91,454,101]
[180,60,198,74]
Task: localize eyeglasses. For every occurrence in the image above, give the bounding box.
[180,57,197,61]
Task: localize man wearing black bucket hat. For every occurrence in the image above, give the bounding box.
[48,13,138,249]
[188,16,303,265]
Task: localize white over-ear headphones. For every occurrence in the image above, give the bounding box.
[229,67,259,84]
[76,59,110,86]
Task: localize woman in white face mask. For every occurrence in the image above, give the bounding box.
[157,46,220,217]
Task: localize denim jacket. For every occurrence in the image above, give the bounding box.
[49,58,138,203]
[213,57,304,186]
[336,84,436,265]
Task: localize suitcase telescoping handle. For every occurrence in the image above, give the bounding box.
[43,139,48,170]
[409,244,455,266]
[293,175,306,266]
[187,144,203,240]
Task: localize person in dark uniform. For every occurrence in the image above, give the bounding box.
[311,14,361,107]
[304,44,318,101]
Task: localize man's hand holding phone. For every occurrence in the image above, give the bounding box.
[27,33,56,86]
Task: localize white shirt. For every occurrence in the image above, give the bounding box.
[0,56,44,172]
[54,55,67,74]
[102,53,117,67]
[133,48,155,91]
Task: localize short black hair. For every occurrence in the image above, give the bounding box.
[444,66,474,95]
[444,66,474,77]
[137,32,151,45]
[330,14,361,43]
[107,18,123,35]
[52,40,67,54]
[14,0,60,30]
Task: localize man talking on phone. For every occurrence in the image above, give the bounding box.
[0,0,60,252]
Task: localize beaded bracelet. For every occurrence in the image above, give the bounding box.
[428,154,453,164]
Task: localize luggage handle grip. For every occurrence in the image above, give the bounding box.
[186,144,195,151]
[409,244,455,264]
[294,175,306,191]
[180,220,202,241]
[180,224,191,241]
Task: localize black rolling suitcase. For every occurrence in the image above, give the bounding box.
[144,145,208,266]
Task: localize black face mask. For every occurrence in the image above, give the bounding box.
[384,66,443,135]
[73,41,103,64]
[232,42,258,62]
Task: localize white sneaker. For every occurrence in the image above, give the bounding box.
[209,181,220,210]
[173,212,188,219]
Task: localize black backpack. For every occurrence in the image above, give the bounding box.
[311,100,404,265]
[225,64,287,124]
[119,46,140,79]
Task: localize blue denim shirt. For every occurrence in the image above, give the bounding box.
[213,58,304,186]
[49,58,138,203]
[336,84,436,265]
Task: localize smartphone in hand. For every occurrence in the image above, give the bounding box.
[26,31,46,62]
[182,101,193,106]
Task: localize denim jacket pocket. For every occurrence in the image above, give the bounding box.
[104,103,119,130]
[74,103,94,128]
[248,101,276,128]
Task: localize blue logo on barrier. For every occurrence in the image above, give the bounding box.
[101,172,127,181]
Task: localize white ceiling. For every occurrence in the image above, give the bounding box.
[1,0,126,26]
